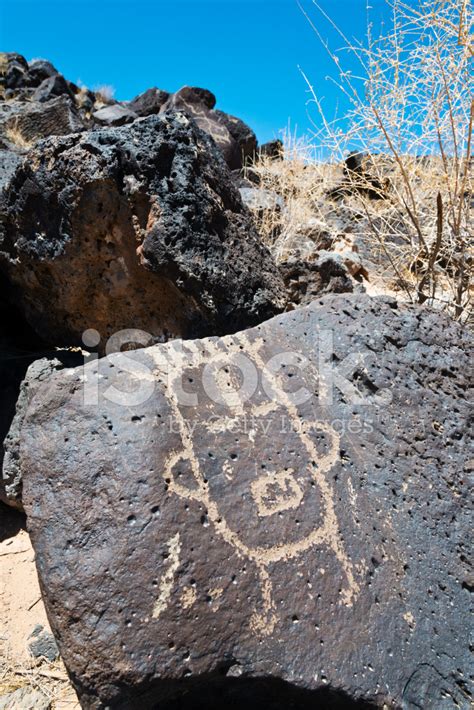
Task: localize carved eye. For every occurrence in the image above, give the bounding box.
[250,470,304,517]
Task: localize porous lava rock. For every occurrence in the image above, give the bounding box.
[161,87,257,169]
[1,353,82,509]
[279,253,357,306]
[0,112,286,350]
[20,294,472,709]
[128,87,170,117]
[0,96,85,146]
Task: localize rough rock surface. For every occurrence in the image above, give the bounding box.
[28,624,59,662]
[1,354,81,509]
[128,87,170,116]
[1,54,259,169]
[92,104,137,126]
[0,112,286,349]
[161,87,257,169]
[279,253,357,306]
[20,294,473,709]
[0,280,52,510]
[0,687,51,710]
[0,96,85,146]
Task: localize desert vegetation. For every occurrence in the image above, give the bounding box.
[246,0,472,323]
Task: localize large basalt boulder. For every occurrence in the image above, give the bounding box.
[161,87,257,170]
[128,87,170,117]
[32,73,73,103]
[0,112,286,350]
[0,96,85,147]
[0,53,30,95]
[92,104,137,126]
[27,58,60,85]
[1,353,81,509]
[20,295,472,709]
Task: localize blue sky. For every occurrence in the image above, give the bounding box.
[1,0,394,143]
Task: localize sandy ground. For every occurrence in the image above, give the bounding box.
[0,504,80,709]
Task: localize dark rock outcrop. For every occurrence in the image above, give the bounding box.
[0,96,85,147]
[20,294,472,709]
[259,139,284,160]
[0,112,286,350]
[0,53,31,96]
[279,254,356,306]
[128,87,170,117]
[27,58,60,85]
[1,54,259,169]
[161,87,257,170]
[1,353,81,509]
[328,152,389,201]
[32,74,73,103]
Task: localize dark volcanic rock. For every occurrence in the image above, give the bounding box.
[1,353,81,509]
[279,253,356,306]
[20,295,472,709]
[28,624,59,662]
[0,279,51,511]
[214,109,257,167]
[328,152,389,201]
[27,58,60,85]
[32,73,73,103]
[0,53,30,95]
[161,87,256,170]
[0,96,85,146]
[0,112,286,349]
[259,139,284,160]
[129,87,170,117]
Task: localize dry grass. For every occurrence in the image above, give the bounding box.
[93,84,116,105]
[4,123,33,149]
[244,133,340,262]
[0,649,80,708]
[247,0,472,324]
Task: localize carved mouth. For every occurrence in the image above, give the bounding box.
[251,469,304,517]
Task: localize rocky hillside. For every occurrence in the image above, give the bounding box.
[0,54,472,710]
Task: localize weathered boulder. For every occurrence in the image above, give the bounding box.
[0,52,30,95]
[214,109,257,167]
[92,104,137,126]
[32,73,73,103]
[279,254,356,306]
[0,113,286,350]
[1,353,81,509]
[0,687,51,710]
[259,139,284,160]
[0,96,85,147]
[161,87,256,170]
[27,58,60,85]
[20,294,472,709]
[128,87,170,117]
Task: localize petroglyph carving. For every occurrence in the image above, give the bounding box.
[151,334,360,635]
[251,469,304,517]
[152,533,181,619]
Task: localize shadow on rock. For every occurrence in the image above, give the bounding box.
[0,501,26,541]
[82,673,381,710]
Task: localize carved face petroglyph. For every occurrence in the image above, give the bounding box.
[152,335,359,634]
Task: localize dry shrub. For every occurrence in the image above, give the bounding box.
[93,84,115,105]
[0,645,79,708]
[4,122,33,149]
[251,0,472,323]
[244,132,340,262]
